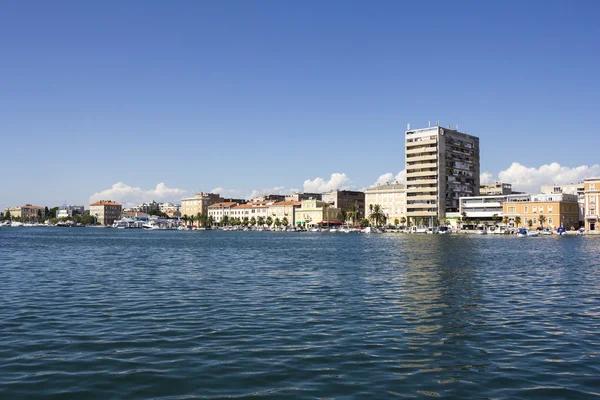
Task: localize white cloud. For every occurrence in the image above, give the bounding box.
[247,186,293,200]
[303,173,351,193]
[370,170,406,188]
[480,172,494,184]
[395,169,406,183]
[494,162,600,193]
[211,187,243,198]
[90,182,188,208]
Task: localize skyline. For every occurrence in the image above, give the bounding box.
[2,1,600,210]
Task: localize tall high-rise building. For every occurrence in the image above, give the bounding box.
[405,125,480,225]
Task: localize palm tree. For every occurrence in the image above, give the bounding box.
[281,216,288,226]
[527,219,533,229]
[394,218,400,226]
[492,214,500,226]
[539,214,546,229]
[461,211,468,225]
[197,212,203,227]
[189,215,195,227]
[208,215,214,226]
[337,209,347,224]
[368,204,385,227]
[348,204,358,226]
[266,216,273,226]
[515,216,522,228]
[502,216,509,226]
[400,217,406,227]
[182,214,189,226]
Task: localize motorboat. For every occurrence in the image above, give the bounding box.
[10,221,23,227]
[143,222,160,230]
[309,227,322,232]
[362,226,380,234]
[475,228,487,235]
[426,227,438,234]
[438,226,451,234]
[541,228,553,235]
[329,227,338,233]
[557,227,567,236]
[409,226,428,234]
[517,228,538,237]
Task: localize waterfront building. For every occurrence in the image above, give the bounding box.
[89,200,122,226]
[294,199,340,227]
[480,182,513,196]
[364,182,406,225]
[164,209,181,219]
[132,201,160,213]
[584,178,600,232]
[459,194,530,224]
[285,192,322,201]
[208,202,240,224]
[321,190,365,218]
[405,124,480,225]
[56,205,85,219]
[180,193,221,218]
[502,193,579,230]
[251,194,286,202]
[268,201,302,226]
[230,202,270,222]
[4,205,45,220]
[121,211,149,221]
[541,183,585,224]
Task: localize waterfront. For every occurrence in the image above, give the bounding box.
[1,229,599,399]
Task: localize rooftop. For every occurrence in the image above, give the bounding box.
[208,202,239,208]
[90,200,122,206]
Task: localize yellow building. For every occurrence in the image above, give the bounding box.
[268,201,301,226]
[502,193,579,230]
[180,192,221,218]
[294,199,340,227]
[4,205,45,220]
[364,182,405,225]
[90,200,122,226]
[584,178,600,232]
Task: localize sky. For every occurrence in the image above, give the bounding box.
[1,0,600,209]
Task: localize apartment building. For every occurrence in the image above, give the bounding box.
[56,205,85,219]
[89,200,122,226]
[268,201,301,226]
[180,193,221,218]
[502,193,579,230]
[322,190,365,218]
[294,199,340,227]
[405,125,480,225]
[480,182,513,196]
[208,202,239,224]
[541,182,585,224]
[285,192,322,201]
[230,202,270,222]
[364,182,405,225]
[584,178,600,232]
[459,194,530,222]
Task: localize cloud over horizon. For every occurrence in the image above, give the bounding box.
[303,173,351,193]
[89,182,188,208]
[485,162,600,193]
[371,169,406,187]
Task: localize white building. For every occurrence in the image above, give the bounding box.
[208,202,239,224]
[459,194,530,222]
[56,205,85,219]
[159,202,180,213]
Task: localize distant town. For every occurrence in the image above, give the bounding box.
[2,125,599,234]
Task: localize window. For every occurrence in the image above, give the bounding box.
[592,184,596,191]
[533,218,537,224]
[539,206,543,213]
[532,206,537,213]
[524,206,528,213]
[508,206,516,213]
[548,206,553,213]
[548,218,553,225]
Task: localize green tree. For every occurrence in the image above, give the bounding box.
[257,216,264,226]
[348,204,359,226]
[281,216,288,226]
[182,214,189,225]
[274,218,281,227]
[222,215,229,226]
[527,219,533,228]
[394,218,400,226]
[359,218,370,228]
[502,216,509,226]
[400,217,406,226]
[539,214,546,228]
[189,215,195,227]
[208,215,214,226]
[515,216,522,228]
[243,217,249,226]
[4,210,11,221]
[266,216,273,226]
[197,212,203,227]
[337,209,347,224]
[250,216,256,226]
[368,204,385,227]
[492,214,501,226]
[461,211,468,224]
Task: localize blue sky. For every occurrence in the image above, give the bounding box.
[2,0,600,209]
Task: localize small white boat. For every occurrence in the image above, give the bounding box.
[409,226,428,234]
[517,228,538,237]
[426,227,438,234]
[329,227,338,233]
[11,221,23,227]
[475,229,487,235]
[438,226,451,234]
[309,227,322,232]
[541,228,553,235]
[362,226,381,234]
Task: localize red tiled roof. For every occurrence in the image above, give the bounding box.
[209,202,239,208]
[90,201,122,206]
[271,201,302,207]
[232,203,268,209]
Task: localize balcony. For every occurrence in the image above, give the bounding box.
[406,146,437,155]
[406,162,437,170]
[407,170,439,178]
[406,153,438,162]
[406,138,437,146]
[406,178,438,185]
[407,195,437,201]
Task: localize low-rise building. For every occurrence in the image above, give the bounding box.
[4,205,45,220]
[90,200,122,226]
[56,205,85,219]
[322,190,365,218]
[502,193,579,230]
[230,202,270,223]
[268,201,301,226]
[208,202,240,224]
[165,209,181,219]
[251,194,286,202]
[121,211,149,221]
[364,182,406,225]
[180,193,222,218]
[285,192,322,201]
[459,194,530,223]
[584,178,600,232]
[480,182,514,196]
[541,182,585,225]
[294,199,341,227]
[159,202,180,213]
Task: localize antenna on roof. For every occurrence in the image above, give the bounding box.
[407,123,410,130]
[428,121,431,127]
[456,124,459,130]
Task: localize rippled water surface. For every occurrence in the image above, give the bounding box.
[1,228,600,399]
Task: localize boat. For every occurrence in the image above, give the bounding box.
[362,226,380,234]
[309,227,322,232]
[438,226,452,234]
[517,228,538,237]
[143,222,160,230]
[426,227,438,234]
[541,228,553,235]
[329,227,338,233]
[557,227,567,236]
[10,221,23,227]
[409,226,428,234]
[475,228,487,235]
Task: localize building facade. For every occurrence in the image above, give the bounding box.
[268,201,301,226]
[180,193,222,218]
[364,182,406,225]
[405,125,480,225]
[541,183,585,225]
[322,190,365,218]
[294,199,340,226]
[56,205,85,219]
[4,205,45,220]
[584,178,600,232]
[502,193,579,230]
[230,203,270,222]
[89,200,122,226]
[159,202,180,213]
[480,182,513,196]
[208,202,239,224]
[459,194,530,223]
[285,192,323,201]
